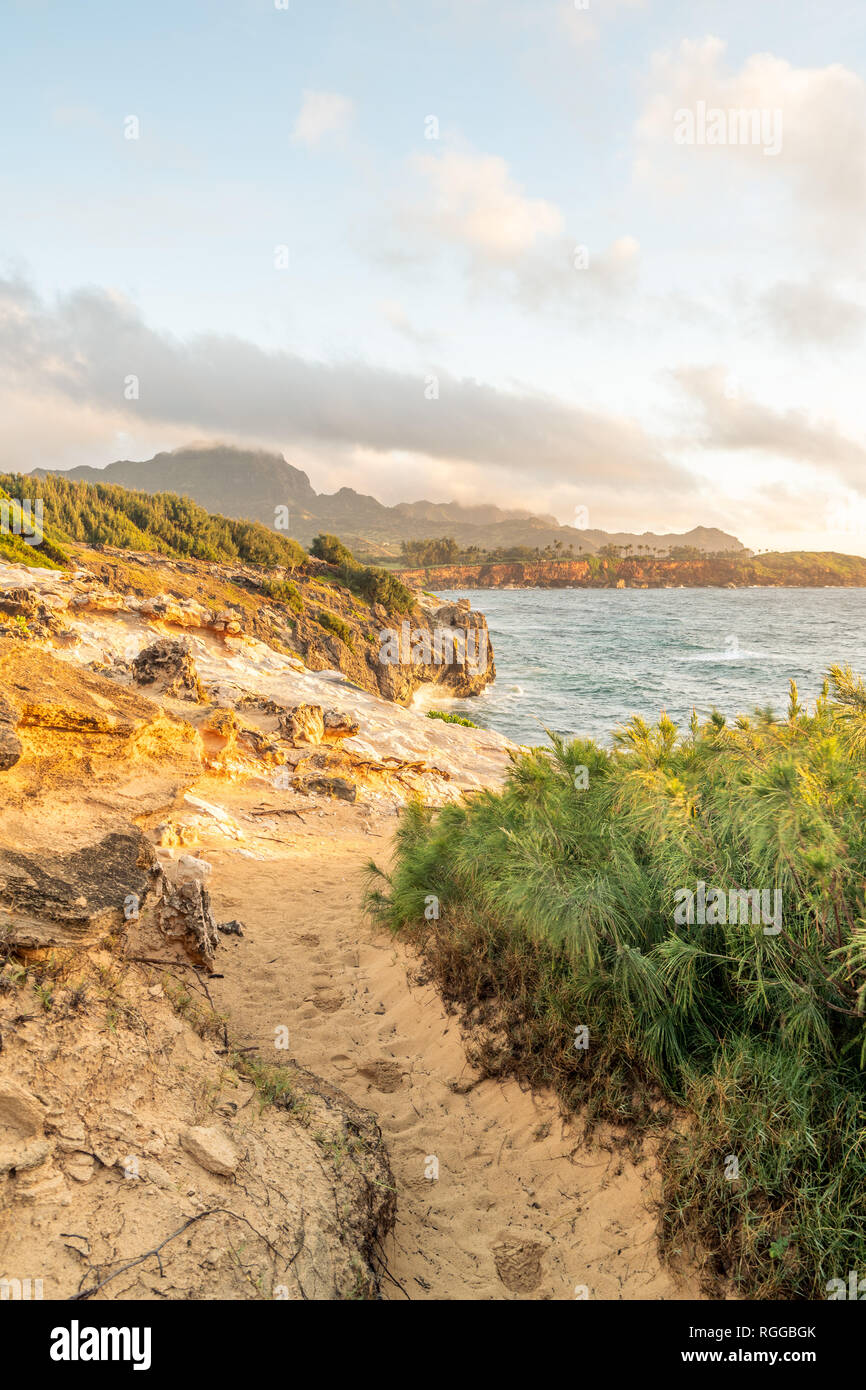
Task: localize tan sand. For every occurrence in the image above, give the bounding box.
[198,787,701,1301]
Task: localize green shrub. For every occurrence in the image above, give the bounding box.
[352,565,413,614]
[309,533,413,615]
[316,610,354,649]
[426,709,478,728]
[260,578,304,613]
[367,669,866,1298]
[311,533,356,568]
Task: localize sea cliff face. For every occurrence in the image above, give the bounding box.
[0,552,513,1300]
[399,551,866,590]
[6,544,496,706]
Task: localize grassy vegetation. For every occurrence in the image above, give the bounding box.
[0,471,307,570]
[316,609,355,649]
[368,668,866,1298]
[312,532,414,614]
[259,577,304,612]
[0,485,69,568]
[426,708,479,728]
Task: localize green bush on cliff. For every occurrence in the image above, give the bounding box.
[351,566,413,614]
[311,533,356,568]
[367,668,866,1299]
[316,610,355,649]
[0,485,69,568]
[312,534,413,614]
[260,578,304,612]
[426,709,478,728]
[0,472,309,571]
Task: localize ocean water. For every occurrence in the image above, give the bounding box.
[432,587,866,747]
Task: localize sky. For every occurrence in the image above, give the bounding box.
[1,0,865,552]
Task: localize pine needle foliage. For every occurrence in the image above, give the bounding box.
[366,674,866,1297]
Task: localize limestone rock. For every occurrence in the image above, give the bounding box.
[280,703,325,746]
[176,854,213,884]
[0,829,160,948]
[297,774,357,802]
[180,1125,240,1177]
[0,1082,50,1178]
[132,638,206,702]
[0,692,21,770]
[0,1081,47,1137]
[0,724,21,771]
[322,709,361,741]
[63,1153,97,1184]
[155,876,220,971]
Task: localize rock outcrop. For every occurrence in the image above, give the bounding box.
[150,875,221,971]
[0,544,496,706]
[132,638,206,702]
[0,829,160,949]
[0,695,21,771]
[0,634,397,1299]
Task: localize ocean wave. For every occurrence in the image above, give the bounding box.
[681,649,784,663]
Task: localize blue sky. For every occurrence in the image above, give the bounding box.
[2,0,866,549]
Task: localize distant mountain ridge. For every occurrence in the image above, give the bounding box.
[36,445,747,557]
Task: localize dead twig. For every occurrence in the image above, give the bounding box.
[71,1207,284,1300]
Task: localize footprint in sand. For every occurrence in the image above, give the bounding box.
[312,994,345,1013]
[492,1235,550,1294]
[358,1059,404,1093]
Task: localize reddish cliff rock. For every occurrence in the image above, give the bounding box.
[398,552,866,590]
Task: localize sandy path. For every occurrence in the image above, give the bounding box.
[197,793,698,1301]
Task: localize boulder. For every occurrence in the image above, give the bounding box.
[176,854,213,884]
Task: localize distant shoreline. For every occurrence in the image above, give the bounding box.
[399,551,866,592]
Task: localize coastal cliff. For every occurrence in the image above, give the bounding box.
[0,553,512,1299]
[5,543,495,706]
[0,547,695,1302]
[399,550,866,590]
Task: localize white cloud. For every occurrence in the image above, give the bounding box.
[291,90,355,148]
[0,275,689,504]
[755,277,866,348]
[672,364,866,495]
[402,146,640,312]
[411,149,564,260]
[635,37,866,254]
